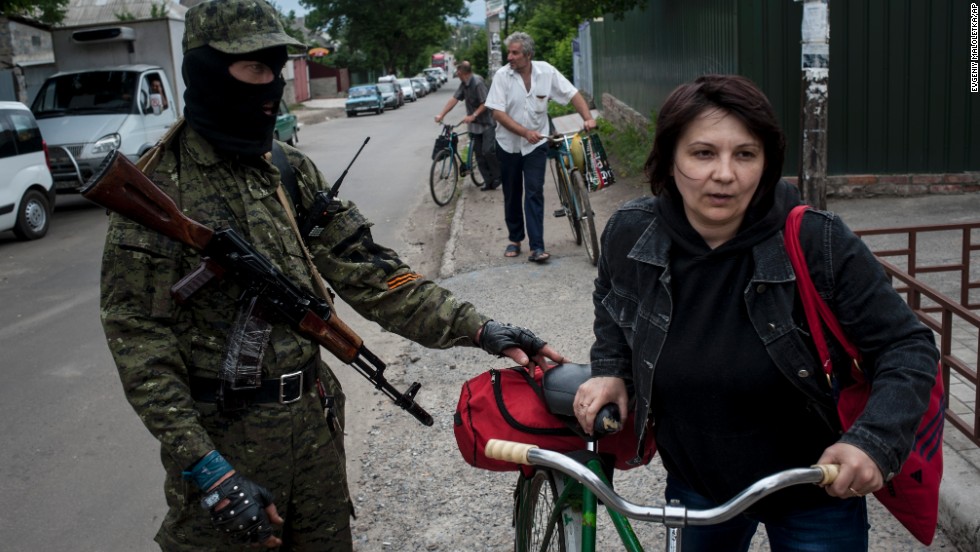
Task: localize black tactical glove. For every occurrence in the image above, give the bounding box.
[479,320,547,357]
[200,472,277,544]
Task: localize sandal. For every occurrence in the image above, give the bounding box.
[504,243,521,257]
[528,250,551,263]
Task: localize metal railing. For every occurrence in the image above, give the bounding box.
[855,222,980,447]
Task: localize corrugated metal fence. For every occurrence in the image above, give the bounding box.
[587,0,979,177]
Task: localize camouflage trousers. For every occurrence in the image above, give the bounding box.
[155,365,353,551]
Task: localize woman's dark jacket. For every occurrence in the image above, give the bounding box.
[591,183,939,482]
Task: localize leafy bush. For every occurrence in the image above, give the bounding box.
[595,114,656,178]
[547,102,577,118]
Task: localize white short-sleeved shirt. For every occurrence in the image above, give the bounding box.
[485,60,578,156]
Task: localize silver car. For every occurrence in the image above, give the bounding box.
[397,78,418,102]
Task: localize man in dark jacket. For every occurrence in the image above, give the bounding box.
[434,60,502,190]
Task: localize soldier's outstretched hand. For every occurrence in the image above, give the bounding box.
[477,320,566,369]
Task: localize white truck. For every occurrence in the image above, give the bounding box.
[30,64,178,191]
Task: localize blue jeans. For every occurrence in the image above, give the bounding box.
[665,474,869,552]
[496,143,547,252]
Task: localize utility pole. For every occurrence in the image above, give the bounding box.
[797,0,830,209]
[486,0,504,76]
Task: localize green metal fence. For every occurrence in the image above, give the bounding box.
[589,0,979,176]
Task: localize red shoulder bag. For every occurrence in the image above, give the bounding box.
[785,205,944,545]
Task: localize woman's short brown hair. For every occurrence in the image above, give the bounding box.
[643,74,785,199]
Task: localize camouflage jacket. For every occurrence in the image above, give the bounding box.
[100,125,487,470]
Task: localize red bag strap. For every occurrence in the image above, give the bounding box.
[783,206,861,376]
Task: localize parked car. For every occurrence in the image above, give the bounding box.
[425,67,447,84]
[411,77,429,97]
[30,65,177,192]
[0,101,55,241]
[275,100,299,145]
[345,85,385,117]
[422,72,440,90]
[377,81,403,109]
[396,78,418,102]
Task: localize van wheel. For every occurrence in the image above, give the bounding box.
[13,189,52,240]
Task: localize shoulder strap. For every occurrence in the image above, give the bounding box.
[270,150,336,310]
[784,205,862,376]
[136,118,186,174]
[271,141,303,216]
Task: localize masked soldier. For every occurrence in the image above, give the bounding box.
[98,0,564,549]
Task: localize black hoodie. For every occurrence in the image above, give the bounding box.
[651,181,840,514]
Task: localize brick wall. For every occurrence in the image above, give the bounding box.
[601,92,980,198]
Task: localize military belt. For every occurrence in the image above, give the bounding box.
[190,357,317,406]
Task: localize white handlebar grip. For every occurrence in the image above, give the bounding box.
[812,464,840,486]
[485,439,537,464]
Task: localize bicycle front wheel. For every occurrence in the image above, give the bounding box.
[570,170,599,265]
[551,158,581,245]
[429,149,459,206]
[515,470,567,552]
[467,143,485,187]
[469,156,485,187]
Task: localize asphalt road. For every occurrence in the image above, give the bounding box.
[0,82,457,551]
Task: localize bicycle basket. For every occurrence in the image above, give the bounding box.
[432,133,459,160]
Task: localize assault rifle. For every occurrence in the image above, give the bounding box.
[82,150,434,426]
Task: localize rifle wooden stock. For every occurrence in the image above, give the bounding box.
[81,150,214,251]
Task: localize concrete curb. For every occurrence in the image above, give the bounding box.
[438,185,466,280]
[938,443,980,551]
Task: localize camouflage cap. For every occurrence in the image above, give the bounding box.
[183,0,305,54]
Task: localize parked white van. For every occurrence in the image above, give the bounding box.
[0,102,55,240]
[30,64,177,192]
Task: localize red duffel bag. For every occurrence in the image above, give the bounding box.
[453,363,655,472]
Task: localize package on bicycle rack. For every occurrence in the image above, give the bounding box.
[432,133,458,160]
[453,364,655,473]
[581,133,617,191]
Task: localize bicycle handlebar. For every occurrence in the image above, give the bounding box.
[437,122,469,138]
[485,439,839,527]
[548,130,583,141]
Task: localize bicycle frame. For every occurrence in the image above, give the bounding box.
[547,132,600,265]
[549,134,576,201]
[497,440,838,552]
[529,442,644,552]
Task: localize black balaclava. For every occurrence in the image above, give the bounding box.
[183,45,288,157]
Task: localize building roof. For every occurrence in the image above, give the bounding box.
[59,0,187,27]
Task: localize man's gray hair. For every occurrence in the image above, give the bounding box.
[505,32,535,58]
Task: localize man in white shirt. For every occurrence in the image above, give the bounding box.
[485,31,596,263]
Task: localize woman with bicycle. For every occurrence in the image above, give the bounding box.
[573,75,939,551]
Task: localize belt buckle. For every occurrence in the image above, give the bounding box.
[279,370,304,404]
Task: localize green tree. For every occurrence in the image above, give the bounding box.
[2,0,70,25]
[303,0,466,75]
[456,27,488,78]
[265,2,312,54]
[519,3,579,76]
[550,0,645,21]
[496,0,643,85]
